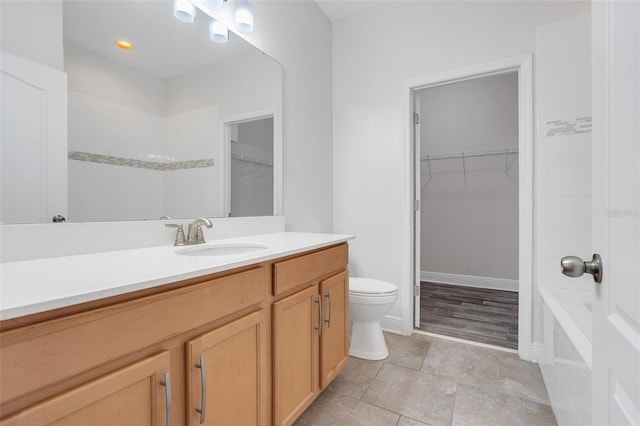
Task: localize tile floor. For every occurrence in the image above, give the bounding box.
[295,332,557,426]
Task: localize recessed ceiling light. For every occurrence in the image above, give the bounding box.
[115,40,134,50]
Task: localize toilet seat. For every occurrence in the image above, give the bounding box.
[349,277,398,296]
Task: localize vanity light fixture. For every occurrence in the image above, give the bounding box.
[204,0,224,9]
[173,0,254,39]
[173,0,196,23]
[209,18,229,43]
[234,0,254,33]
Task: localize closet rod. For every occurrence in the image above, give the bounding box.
[420,147,518,162]
[231,152,273,167]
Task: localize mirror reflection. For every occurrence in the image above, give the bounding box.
[0,0,282,224]
[229,117,274,217]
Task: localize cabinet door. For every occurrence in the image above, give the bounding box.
[273,285,320,426]
[186,310,268,426]
[319,270,350,388]
[5,351,171,425]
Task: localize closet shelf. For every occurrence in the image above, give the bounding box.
[420,147,518,162]
[231,152,273,167]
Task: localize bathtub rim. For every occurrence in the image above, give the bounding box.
[539,286,592,368]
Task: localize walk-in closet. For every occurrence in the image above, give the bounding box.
[415,72,519,349]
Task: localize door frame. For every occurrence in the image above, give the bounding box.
[402,55,534,360]
[219,108,282,217]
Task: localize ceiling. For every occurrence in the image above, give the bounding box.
[314,1,379,22]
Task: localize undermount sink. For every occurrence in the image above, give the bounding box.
[175,242,270,256]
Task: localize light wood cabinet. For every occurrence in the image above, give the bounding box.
[4,351,171,426]
[1,265,269,425]
[272,246,350,426]
[186,310,268,426]
[0,242,349,426]
[272,285,320,425]
[319,270,349,389]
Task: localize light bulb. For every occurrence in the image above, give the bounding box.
[173,0,196,23]
[209,19,229,43]
[204,0,224,9]
[234,0,254,33]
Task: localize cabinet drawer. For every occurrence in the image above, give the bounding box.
[0,266,268,406]
[273,244,348,296]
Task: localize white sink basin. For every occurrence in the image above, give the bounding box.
[175,242,270,256]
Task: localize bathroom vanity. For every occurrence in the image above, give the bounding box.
[0,232,352,425]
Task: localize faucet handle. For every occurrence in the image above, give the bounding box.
[165,223,186,246]
[195,224,206,244]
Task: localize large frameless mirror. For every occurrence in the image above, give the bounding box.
[0,0,283,224]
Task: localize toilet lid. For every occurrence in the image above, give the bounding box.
[349,277,398,295]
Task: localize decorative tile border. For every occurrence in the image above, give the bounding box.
[68,151,214,170]
[546,116,592,137]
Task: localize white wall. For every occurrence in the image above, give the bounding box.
[0,1,64,70]
[65,43,168,221]
[419,73,519,281]
[196,0,333,232]
[332,1,591,335]
[65,43,165,116]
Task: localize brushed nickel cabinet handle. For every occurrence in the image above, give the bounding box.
[315,294,322,336]
[195,355,207,424]
[161,371,172,426]
[324,290,332,328]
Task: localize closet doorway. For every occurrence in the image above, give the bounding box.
[408,57,533,355]
[220,109,282,218]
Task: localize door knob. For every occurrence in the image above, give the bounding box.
[561,254,603,284]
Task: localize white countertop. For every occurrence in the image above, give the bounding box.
[0,232,354,321]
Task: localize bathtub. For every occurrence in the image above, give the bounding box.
[539,287,593,425]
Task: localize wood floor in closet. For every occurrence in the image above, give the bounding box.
[418,281,518,349]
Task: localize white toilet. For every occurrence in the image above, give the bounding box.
[348,277,398,360]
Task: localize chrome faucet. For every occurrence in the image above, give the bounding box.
[165,217,213,246]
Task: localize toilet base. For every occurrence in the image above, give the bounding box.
[349,321,389,360]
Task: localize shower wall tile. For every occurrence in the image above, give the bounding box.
[546,116,592,137]
[69,151,214,170]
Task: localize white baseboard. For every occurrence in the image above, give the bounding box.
[380,315,404,335]
[420,271,519,292]
[529,342,545,364]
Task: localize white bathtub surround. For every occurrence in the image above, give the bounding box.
[534,12,592,337]
[0,216,285,262]
[539,288,592,425]
[534,14,595,425]
[0,232,354,320]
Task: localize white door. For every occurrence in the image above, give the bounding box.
[591,1,640,424]
[0,52,68,224]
